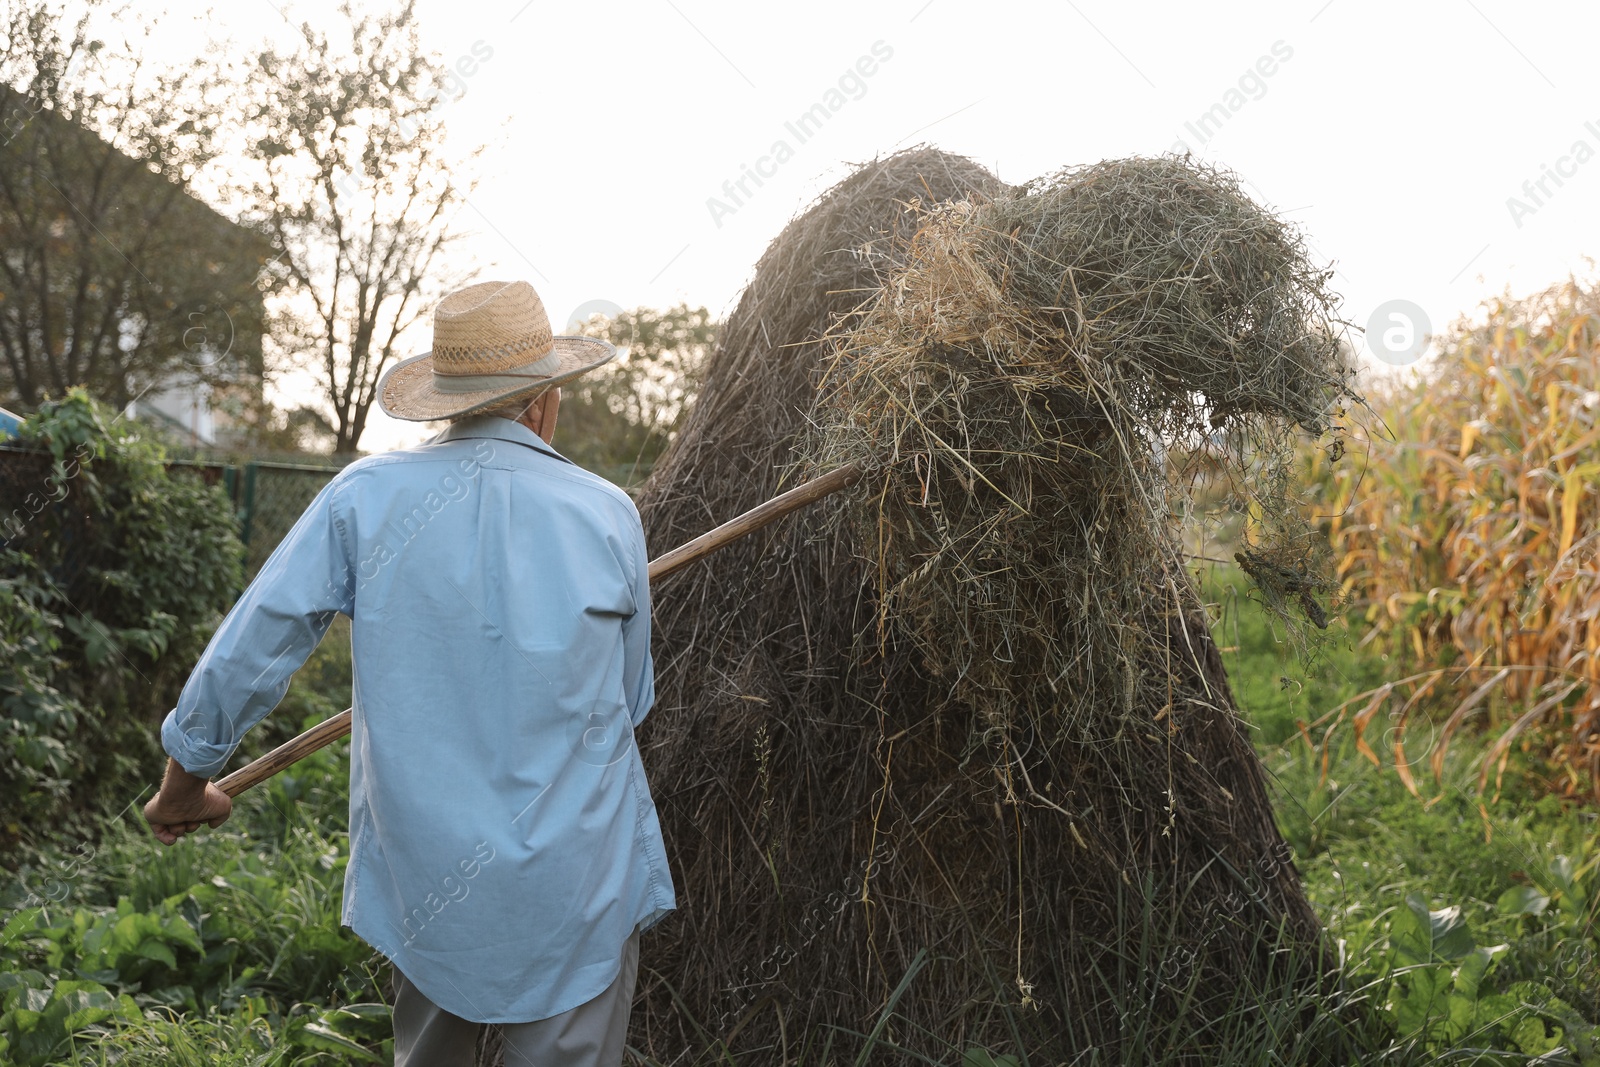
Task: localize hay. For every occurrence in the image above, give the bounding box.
[632,149,1350,1063]
[812,156,1352,740]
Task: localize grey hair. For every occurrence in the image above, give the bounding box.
[464,388,551,423]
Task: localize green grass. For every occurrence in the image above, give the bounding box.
[1213,564,1600,1063]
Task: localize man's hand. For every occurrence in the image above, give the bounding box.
[143,757,232,845]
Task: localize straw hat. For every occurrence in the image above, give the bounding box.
[379,280,615,422]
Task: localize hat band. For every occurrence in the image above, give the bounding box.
[432,348,563,394]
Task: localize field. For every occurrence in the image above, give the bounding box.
[5,282,1599,1062]
[1,0,1593,1059]
[4,571,1599,1065]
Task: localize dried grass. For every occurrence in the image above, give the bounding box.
[813,156,1352,742]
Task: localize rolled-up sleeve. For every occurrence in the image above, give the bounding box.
[622,516,656,727]
[160,476,355,777]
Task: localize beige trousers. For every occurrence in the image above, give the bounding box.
[391,929,640,1067]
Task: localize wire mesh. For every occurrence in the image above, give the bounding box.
[238,463,338,577]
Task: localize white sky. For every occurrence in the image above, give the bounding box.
[146,0,1600,451]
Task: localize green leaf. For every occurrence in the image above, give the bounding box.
[1389,966,1447,1038]
[133,938,177,968]
[293,1019,383,1061]
[157,914,202,953]
[42,981,118,1033]
[72,968,120,985]
[1497,885,1550,917]
[1455,943,1508,999]
[1430,907,1475,961]
[10,1016,67,1066]
[0,970,48,998]
[112,993,140,1024]
[109,913,144,955]
[1395,893,1474,963]
[1444,992,1477,1040]
[1476,990,1518,1026]
[1510,1013,1563,1056]
[16,987,50,1013]
[328,1002,391,1020]
[1,909,46,947]
[1390,896,1432,966]
[1550,855,1576,892]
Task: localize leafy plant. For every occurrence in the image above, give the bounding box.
[0,694,385,1065]
[0,970,141,1066]
[1373,888,1600,1061]
[0,572,82,835]
[0,391,243,848]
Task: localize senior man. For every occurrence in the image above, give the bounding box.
[140,280,676,1067]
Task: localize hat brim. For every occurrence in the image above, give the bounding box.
[378,336,617,422]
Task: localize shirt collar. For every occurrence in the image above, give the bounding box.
[431,415,573,465]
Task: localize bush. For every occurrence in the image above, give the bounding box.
[1318,278,1600,799]
[0,390,243,848]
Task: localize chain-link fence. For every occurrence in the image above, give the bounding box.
[172,460,343,577]
[2,448,343,583]
[169,459,343,578]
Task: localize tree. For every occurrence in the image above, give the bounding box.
[561,303,717,484]
[244,1,472,455]
[0,1,266,412]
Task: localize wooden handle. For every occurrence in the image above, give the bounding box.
[644,461,861,582]
[218,708,352,797]
[214,462,862,799]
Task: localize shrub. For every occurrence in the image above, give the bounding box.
[0,390,243,847]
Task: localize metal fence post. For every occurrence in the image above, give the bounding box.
[239,462,258,547]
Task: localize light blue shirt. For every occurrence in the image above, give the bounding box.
[160,416,676,1023]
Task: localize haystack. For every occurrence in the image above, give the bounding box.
[631,148,1352,1063]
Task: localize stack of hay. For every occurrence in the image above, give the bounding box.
[632,148,1353,1063]
[815,157,1348,745]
